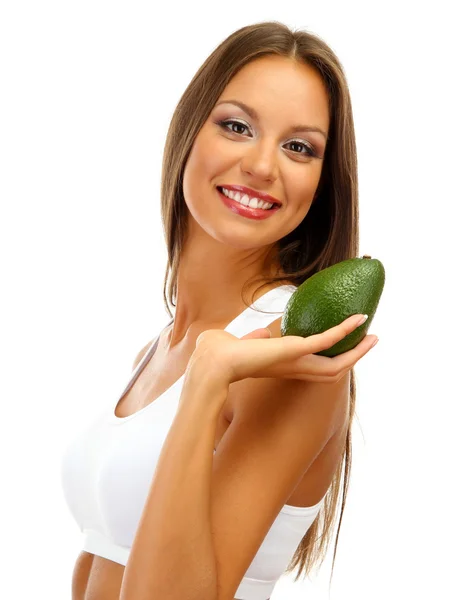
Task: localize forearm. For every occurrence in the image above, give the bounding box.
[119,364,228,600]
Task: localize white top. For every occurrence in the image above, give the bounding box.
[60,284,326,600]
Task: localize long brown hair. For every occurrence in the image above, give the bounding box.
[159,20,359,588]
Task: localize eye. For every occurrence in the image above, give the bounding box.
[218,119,249,136]
[287,141,317,157]
[216,119,322,159]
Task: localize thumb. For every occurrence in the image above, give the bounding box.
[239,327,272,340]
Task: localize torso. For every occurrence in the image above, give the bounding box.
[73,318,348,600]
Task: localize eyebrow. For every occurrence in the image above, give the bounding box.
[215,99,328,141]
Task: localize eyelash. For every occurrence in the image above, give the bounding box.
[216,119,322,159]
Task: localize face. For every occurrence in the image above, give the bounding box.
[182,55,330,254]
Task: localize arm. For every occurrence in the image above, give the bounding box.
[119,356,227,600]
[119,324,350,600]
[71,551,94,600]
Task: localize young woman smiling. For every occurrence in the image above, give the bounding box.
[61,20,377,600]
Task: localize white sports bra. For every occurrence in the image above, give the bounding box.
[60,284,326,600]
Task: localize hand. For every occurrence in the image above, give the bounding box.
[190,314,379,386]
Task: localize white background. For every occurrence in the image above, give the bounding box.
[1,1,474,598]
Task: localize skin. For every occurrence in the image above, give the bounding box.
[72,57,359,600]
[167,54,331,352]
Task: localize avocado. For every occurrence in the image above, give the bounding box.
[281,255,385,357]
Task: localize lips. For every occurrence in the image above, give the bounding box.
[217,186,276,209]
[218,185,282,207]
[217,186,280,220]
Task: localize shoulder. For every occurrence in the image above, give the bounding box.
[130,320,174,370]
[208,315,350,598]
[131,337,156,370]
[228,315,349,439]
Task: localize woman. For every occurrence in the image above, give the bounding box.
[61,21,378,600]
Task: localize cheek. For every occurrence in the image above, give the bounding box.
[182,149,218,218]
[286,184,318,213]
[279,186,316,233]
[201,133,237,178]
[184,135,239,210]
[184,136,225,193]
[292,172,321,207]
[183,147,205,205]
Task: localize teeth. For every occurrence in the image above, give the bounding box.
[221,187,274,210]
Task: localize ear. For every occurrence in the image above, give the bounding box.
[239,328,272,340]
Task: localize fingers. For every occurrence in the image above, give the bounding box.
[308,313,368,352]
[272,314,367,364]
[324,334,377,379]
[297,314,375,381]
[338,313,369,339]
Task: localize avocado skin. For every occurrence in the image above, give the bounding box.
[281,256,385,357]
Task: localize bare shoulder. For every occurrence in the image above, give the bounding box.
[229,315,350,438]
[131,337,156,370]
[253,315,348,423]
[130,320,174,370]
[208,315,351,598]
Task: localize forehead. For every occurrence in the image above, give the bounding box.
[216,56,330,128]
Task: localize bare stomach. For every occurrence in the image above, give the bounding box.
[73,551,268,600]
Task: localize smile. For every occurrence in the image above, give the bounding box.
[217,187,281,220]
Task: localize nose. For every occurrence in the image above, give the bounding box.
[240,140,278,183]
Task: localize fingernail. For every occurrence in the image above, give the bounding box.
[370,337,379,348]
[356,314,368,326]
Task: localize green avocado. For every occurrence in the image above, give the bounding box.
[281,255,385,357]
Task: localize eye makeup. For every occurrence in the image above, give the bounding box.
[214,117,324,159]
